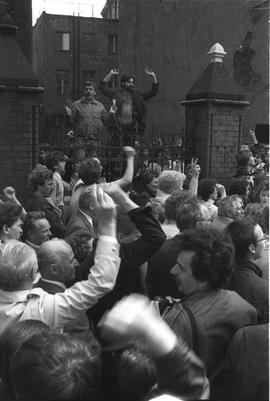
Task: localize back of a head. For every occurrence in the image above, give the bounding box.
[177,228,234,288]
[164,191,193,222]
[217,195,242,219]
[229,177,250,196]
[175,198,201,231]
[37,239,70,277]
[225,218,257,261]
[158,170,186,194]
[0,240,38,291]
[0,201,22,231]
[118,342,157,401]
[11,331,101,400]
[197,178,217,201]
[0,320,50,388]
[245,203,268,233]
[78,158,101,185]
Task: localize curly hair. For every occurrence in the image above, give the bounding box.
[28,166,53,191]
[78,158,101,185]
[253,179,269,204]
[177,228,235,288]
[158,170,186,194]
[0,201,22,230]
[245,203,268,233]
[228,177,250,196]
[164,191,193,221]
[197,178,217,201]
[46,151,66,171]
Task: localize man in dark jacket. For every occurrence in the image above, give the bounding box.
[226,217,269,323]
[99,67,159,145]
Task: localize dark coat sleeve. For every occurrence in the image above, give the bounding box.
[151,341,209,400]
[122,206,166,267]
[141,82,159,100]
[98,80,116,99]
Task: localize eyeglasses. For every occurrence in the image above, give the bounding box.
[256,234,269,243]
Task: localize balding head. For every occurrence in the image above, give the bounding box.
[37,239,77,283]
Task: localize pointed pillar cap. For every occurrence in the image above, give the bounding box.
[207,43,227,63]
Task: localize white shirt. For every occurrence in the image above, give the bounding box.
[0,236,120,335]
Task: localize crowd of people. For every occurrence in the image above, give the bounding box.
[0,126,268,400]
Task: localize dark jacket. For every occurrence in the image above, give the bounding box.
[146,234,183,299]
[25,192,65,238]
[65,209,97,238]
[162,288,258,398]
[99,80,159,132]
[222,324,269,400]
[87,206,166,324]
[229,259,269,323]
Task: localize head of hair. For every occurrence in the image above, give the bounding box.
[217,195,242,219]
[118,342,157,401]
[158,170,186,194]
[244,203,268,233]
[22,211,46,241]
[197,178,217,201]
[84,80,96,90]
[38,143,50,152]
[229,177,250,196]
[175,197,203,231]
[78,190,93,212]
[164,191,193,221]
[120,74,135,86]
[0,320,50,388]
[0,240,38,290]
[65,229,93,263]
[236,152,250,167]
[78,158,101,185]
[225,218,257,260]
[28,166,53,192]
[10,331,101,400]
[253,179,269,203]
[0,201,22,231]
[176,228,234,288]
[46,151,66,171]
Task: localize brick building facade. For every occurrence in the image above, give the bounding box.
[116,0,269,144]
[33,12,119,147]
[0,0,42,202]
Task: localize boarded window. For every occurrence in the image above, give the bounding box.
[56,70,69,96]
[108,34,118,55]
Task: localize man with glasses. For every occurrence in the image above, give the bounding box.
[226,218,268,323]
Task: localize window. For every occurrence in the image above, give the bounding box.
[56,70,69,96]
[82,33,96,54]
[82,71,96,84]
[110,0,119,19]
[56,32,70,51]
[108,34,118,55]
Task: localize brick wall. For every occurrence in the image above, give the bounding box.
[185,103,246,186]
[0,89,39,202]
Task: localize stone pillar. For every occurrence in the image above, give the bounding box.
[182,43,249,186]
[0,1,43,202]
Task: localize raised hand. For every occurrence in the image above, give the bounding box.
[123,146,136,158]
[1,186,17,202]
[190,157,201,177]
[91,184,116,222]
[144,67,155,76]
[110,67,120,75]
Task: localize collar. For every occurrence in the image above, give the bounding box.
[25,240,40,251]
[81,96,98,105]
[39,277,67,290]
[236,259,263,277]
[79,209,93,226]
